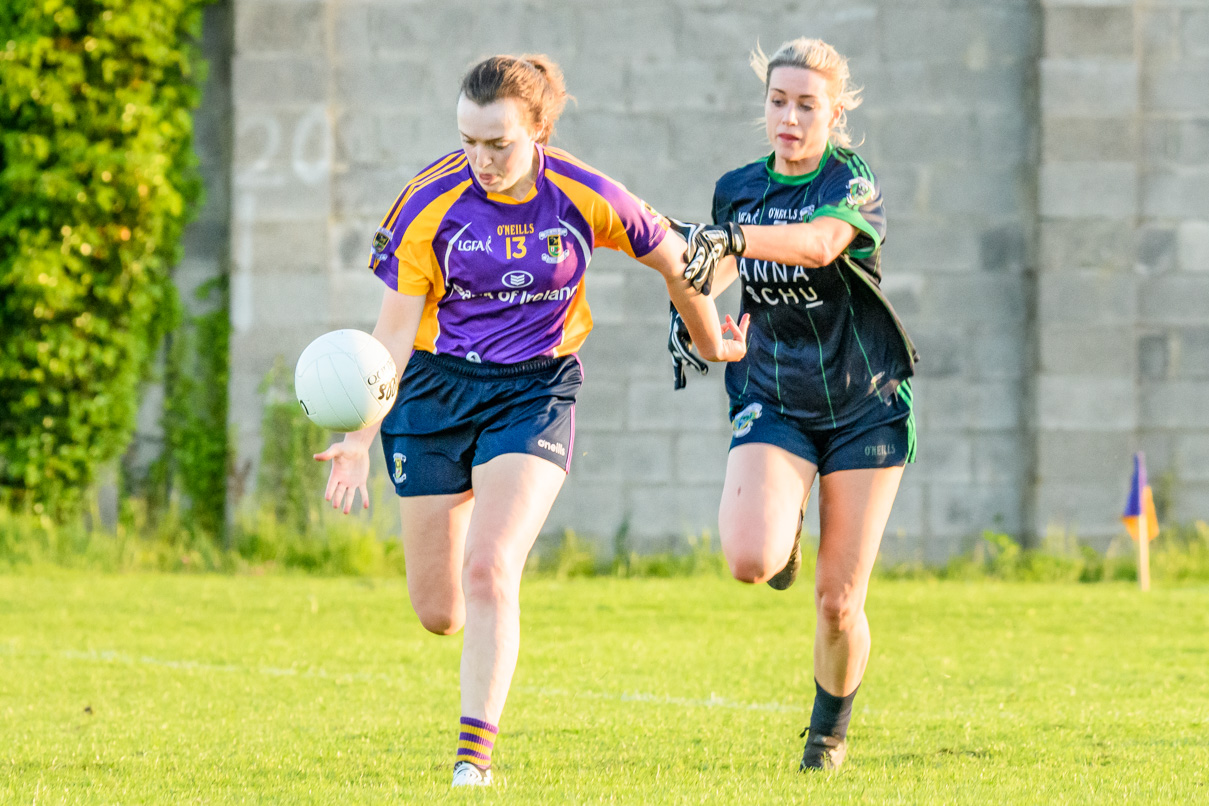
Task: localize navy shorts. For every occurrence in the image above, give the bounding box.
[380,350,582,497]
[728,380,916,475]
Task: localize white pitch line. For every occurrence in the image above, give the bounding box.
[42,648,800,714]
[514,686,799,714]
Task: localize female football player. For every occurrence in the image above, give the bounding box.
[314,54,746,788]
[673,38,919,771]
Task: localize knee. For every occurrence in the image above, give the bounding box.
[721,525,776,584]
[816,588,861,635]
[462,554,520,607]
[413,601,464,636]
[727,550,774,584]
[409,585,464,635]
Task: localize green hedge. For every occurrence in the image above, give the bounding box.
[0,0,209,512]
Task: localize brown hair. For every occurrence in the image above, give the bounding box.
[459,54,571,145]
[750,38,863,148]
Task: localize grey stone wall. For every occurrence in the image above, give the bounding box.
[1036,0,1209,545]
[206,0,1208,556]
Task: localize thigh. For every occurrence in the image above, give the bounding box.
[815,466,904,597]
[719,442,817,563]
[465,453,567,576]
[400,491,475,604]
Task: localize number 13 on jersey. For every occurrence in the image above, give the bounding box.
[505,236,526,259]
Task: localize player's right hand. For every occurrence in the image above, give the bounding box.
[314,440,371,514]
[668,302,708,390]
[680,221,746,296]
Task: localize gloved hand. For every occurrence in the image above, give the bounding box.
[675,220,745,296]
[668,302,708,390]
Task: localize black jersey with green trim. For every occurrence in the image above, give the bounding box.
[714,143,919,430]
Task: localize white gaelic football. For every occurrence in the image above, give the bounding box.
[294,329,397,432]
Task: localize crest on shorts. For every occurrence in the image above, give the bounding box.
[845,176,875,207]
[372,226,393,258]
[392,452,407,484]
[731,402,763,438]
[539,227,569,264]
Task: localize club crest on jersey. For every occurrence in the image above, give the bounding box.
[392,453,407,484]
[845,176,875,207]
[372,226,392,257]
[732,402,763,438]
[539,227,570,264]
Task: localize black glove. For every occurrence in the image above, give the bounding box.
[668,302,708,390]
[678,221,745,296]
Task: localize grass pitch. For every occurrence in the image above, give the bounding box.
[2,574,1207,804]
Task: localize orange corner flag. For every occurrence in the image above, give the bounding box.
[1121,452,1159,543]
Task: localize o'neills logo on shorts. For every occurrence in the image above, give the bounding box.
[538,438,566,456]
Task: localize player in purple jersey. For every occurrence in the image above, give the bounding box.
[672,38,919,772]
[314,54,747,788]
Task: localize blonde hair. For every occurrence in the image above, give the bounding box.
[750,38,863,148]
[460,54,572,144]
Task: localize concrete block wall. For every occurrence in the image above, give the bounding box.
[202,0,1208,555]
[1036,0,1209,544]
[1136,0,1209,527]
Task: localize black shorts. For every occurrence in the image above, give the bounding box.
[380,351,582,497]
[729,380,915,475]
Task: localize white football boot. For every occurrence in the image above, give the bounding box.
[451,760,493,787]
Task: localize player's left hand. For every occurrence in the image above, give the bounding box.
[717,312,751,363]
[679,221,746,295]
[668,302,708,390]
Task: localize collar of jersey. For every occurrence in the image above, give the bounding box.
[473,144,546,205]
[763,141,833,186]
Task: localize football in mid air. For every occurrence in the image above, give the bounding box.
[294,329,397,432]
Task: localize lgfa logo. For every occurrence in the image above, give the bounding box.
[457,236,492,253]
[502,270,533,289]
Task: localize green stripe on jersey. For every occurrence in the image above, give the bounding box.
[813,204,882,252]
[803,307,837,428]
[898,379,917,463]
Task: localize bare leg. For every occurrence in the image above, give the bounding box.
[399,491,475,635]
[718,443,816,584]
[460,453,566,723]
[813,466,904,696]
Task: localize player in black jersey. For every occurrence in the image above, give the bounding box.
[672,38,919,772]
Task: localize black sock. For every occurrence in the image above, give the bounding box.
[808,679,860,740]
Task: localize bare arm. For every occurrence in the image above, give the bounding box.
[708,255,739,298]
[638,232,748,363]
[313,288,425,512]
[738,217,859,268]
[341,289,426,450]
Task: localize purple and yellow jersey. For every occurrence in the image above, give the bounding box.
[369,145,669,364]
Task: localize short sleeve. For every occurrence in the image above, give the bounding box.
[809,153,886,260]
[368,155,471,295]
[544,149,669,258]
[370,220,438,296]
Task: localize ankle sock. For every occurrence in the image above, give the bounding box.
[456,716,498,769]
[808,679,860,740]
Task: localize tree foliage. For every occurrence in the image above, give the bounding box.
[0,0,208,511]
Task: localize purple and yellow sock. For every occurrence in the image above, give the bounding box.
[456,716,498,770]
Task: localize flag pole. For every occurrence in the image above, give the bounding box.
[1138,504,1150,592]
